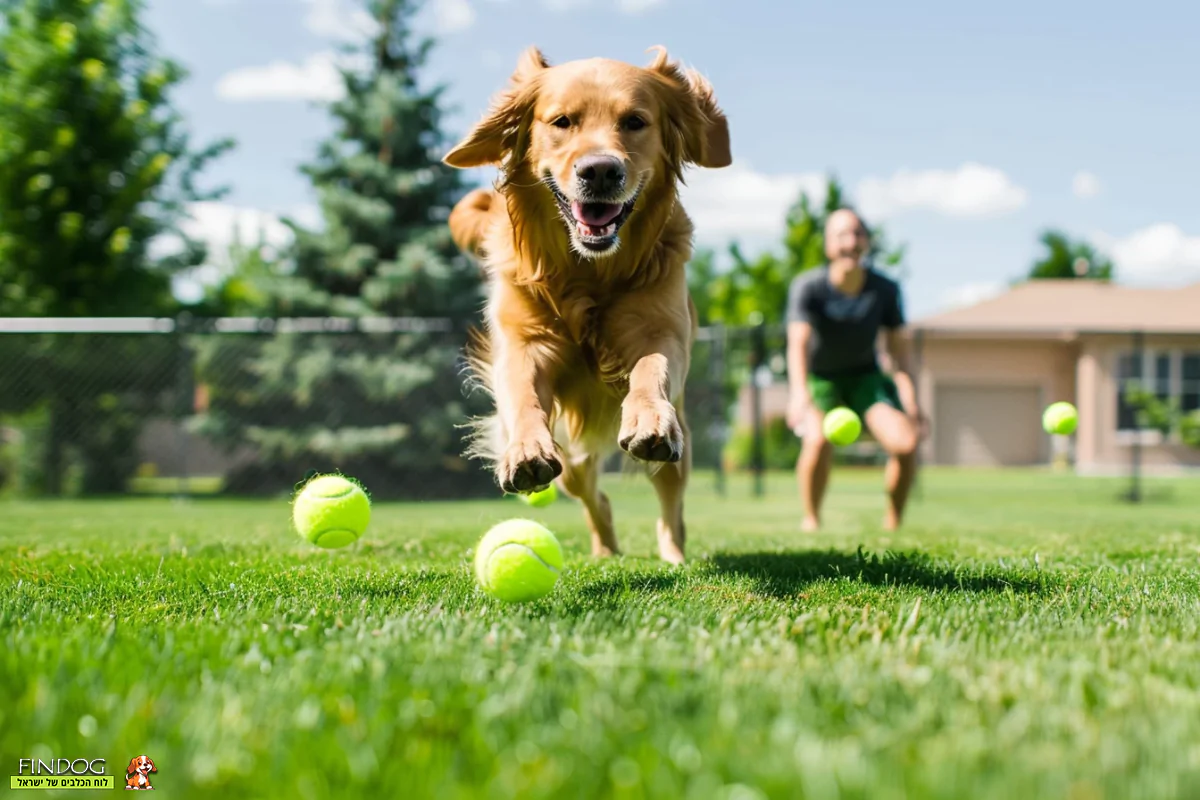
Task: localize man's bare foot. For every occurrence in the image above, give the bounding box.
[801,516,820,533]
[882,510,901,531]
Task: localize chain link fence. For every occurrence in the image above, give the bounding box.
[1,317,851,500]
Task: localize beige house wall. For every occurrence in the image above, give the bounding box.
[915,338,1076,464]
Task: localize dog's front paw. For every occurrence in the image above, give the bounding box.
[497,437,562,493]
[619,392,683,462]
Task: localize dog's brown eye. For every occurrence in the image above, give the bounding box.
[551,115,571,128]
[623,115,646,131]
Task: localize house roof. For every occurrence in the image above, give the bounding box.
[912,279,1200,336]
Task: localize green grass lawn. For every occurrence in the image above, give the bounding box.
[4,467,1200,799]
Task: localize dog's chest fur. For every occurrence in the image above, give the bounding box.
[528,277,630,391]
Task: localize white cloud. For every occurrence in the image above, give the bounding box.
[616,0,666,11]
[855,162,1028,220]
[678,163,827,244]
[938,281,1006,311]
[430,0,475,31]
[160,202,308,261]
[157,202,319,304]
[215,51,345,102]
[541,0,664,12]
[1094,223,1200,282]
[301,0,380,41]
[1072,170,1101,198]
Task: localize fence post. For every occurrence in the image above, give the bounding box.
[1126,329,1143,503]
[711,323,726,497]
[750,319,766,497]
[173,314,194,501]
[911,326,924,502]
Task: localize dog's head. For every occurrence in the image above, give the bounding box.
[126,756,156,776]
[444,46,730,259]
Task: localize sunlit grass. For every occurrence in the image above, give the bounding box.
[3,468,1200,799]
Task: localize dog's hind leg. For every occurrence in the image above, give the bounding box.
[647,405,690,564]
[559,453,619,557]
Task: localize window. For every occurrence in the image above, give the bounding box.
[1116,349,1200,433]
[1184,352,1200,414]
[1116,352,1143,432]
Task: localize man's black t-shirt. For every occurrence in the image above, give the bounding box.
[785,265,905,377]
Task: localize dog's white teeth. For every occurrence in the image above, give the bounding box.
[602,223,615,235]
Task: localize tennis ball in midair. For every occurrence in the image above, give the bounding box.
[823,406,862,446]
[520,482,557,508]
[1043,401,1078,436]
[292,474,371,549]
[474,519,563,603]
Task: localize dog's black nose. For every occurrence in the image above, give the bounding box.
[574,155,625,196]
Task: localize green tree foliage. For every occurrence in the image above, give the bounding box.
[0,0,231,315]
[1028,230,1114,281]
[1125,387,1200,449]
[189,0,490,499]
[688,176,906,327]
[0,0,230,495]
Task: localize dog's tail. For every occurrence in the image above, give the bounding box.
[448,188,495,258]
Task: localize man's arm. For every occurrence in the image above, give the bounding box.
[883,327,919,417]
[880,281,922,419]
[787,321,812,400]
[784,276,815,429]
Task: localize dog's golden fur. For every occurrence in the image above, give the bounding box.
[443,46,730,563]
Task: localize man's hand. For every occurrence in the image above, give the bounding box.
[911,408,930,441]
[786,390,810,433]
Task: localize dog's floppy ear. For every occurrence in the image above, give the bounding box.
[645,46,732,170]
[146,758,157,773]
[443,46,549,169]
[125,758,138,776]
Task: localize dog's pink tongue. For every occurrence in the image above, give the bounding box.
[572,200,622,227]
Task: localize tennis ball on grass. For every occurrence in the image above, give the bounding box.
[823,406,862,446]
[475,519,563,603]
[519,482,557,508]
[292,474,371,549]
[1043,401,1078,436]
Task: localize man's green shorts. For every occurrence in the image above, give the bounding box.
[807,370,902,418]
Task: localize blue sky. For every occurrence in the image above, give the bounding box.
[146,0,1200,319]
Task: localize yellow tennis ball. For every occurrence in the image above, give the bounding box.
[1043,401,1078,436]
[520,482,557,508]
[474,519,563,603]
[823,406,862,446]
[292,474,371,549]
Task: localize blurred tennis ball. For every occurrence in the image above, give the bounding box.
[1043,401,1078,436]
[520,482,557,508]
[823,406,862,446]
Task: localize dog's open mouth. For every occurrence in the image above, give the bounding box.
[546,179,640,253]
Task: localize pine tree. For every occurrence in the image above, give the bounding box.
[191,0,490,498]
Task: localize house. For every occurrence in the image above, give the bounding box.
[909,279,1200,474]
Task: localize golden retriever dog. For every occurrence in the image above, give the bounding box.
[443,46,730,563]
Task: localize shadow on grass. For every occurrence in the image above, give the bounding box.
[710,547,1043,598]
[574,572,683,601]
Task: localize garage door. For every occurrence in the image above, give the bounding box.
[933,385,1044,466]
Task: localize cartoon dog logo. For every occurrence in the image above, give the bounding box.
[124,755,157,790]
